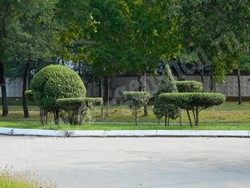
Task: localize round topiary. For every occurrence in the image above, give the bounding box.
[30,65,86,111]
[175,81,203,93]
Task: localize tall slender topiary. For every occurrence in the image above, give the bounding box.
[153,60,180,126]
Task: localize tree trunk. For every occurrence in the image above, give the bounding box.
[167,115,170,126]
[134,107,138,126]
[105,78,109,117]
[195,106,199,126]
[91,77,94,97]
[53,108,60,125]
[138,75,142,91]
[200,66,205,92]
[164,115,167,127]
[0,62,8,117]
[142,71,148,116]
[179,110,182,126]
[40,108,48,125]
[103,76,109,104]
[22,62,30,118]
[186,109,192,127]
[237,68,242,105]
[100,78,104,118]
[110,77,116,105]
[210,75,215,92]
[103,77,109,116]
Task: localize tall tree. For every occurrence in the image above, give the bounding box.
[0,0,11,116]
[124,0,182,115]
[178,0,249,83]
[2,0,59,117]
[56,0,94,64]
[88,0,132,107]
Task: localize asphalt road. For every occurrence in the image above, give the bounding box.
[0,136,250,188]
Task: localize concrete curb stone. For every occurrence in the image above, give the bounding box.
[0,128,250,138]
[11,128,67,137]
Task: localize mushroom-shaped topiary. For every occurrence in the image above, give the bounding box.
[30,65,86,124]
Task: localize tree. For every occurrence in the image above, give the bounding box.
[86,0,132,116]
[56,0,94,64]
[1,0,59,117]
[123,0,182,116]
[153,61,180,126]
[177,0,249,83]
[0,0,11,117]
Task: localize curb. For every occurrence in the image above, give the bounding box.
[0,128,250,138]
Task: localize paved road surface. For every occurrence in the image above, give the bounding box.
[0,136,250,188]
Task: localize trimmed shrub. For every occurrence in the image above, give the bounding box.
[153,62,180,126]
[56,97,103,125]
[159,93,226,126]
[123,91,151,126]
[30,65,86,124]
[175,81,203,93]
[25,90,34,102]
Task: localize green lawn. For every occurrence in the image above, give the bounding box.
[0,101,250,130]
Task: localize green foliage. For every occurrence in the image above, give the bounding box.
[24,90,34,102]
[159,93,225,109]
[57,97,103,109]
[159,92,226,125]
[57,97,103,125]
[239,53,250,72]
[153,62,180,125]
[30,65,86,112]
[2,0,59,71]
[121,0,181,76]
[175,81,203,93]
[123,91,151,125]
[178,0,249,82]
[123,91,151,108]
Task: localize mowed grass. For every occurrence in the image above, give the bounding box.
[0,102,250,130]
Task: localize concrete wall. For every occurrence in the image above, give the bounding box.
[0,78,23,98]
[86,75,250,99]
[2,75,250,99]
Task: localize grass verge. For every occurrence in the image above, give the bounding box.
[0,167,57,188]
[1,121,250,130]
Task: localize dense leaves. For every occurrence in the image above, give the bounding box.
[153,62,180,126]
[123,91,151,125]
[175,81,203,93]
[30,65,86,118]
[56,97,102,125]
[159,93,226,125]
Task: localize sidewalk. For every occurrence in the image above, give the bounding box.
[0,127,249,137]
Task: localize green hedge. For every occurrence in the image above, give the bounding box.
[30,65,86,124]
[175,81,203,92]
[56,97,103,125]
[25,90,34,102]
[123,91,151,125]
[57,97,103,109]
[123,91,151,102]
[159,93,225,109]
[30,65,86,111]
[159,92,226,125]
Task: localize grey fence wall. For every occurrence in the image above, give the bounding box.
[0,78,23,98]
[1,75,249,98]
[86,75,250,100]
